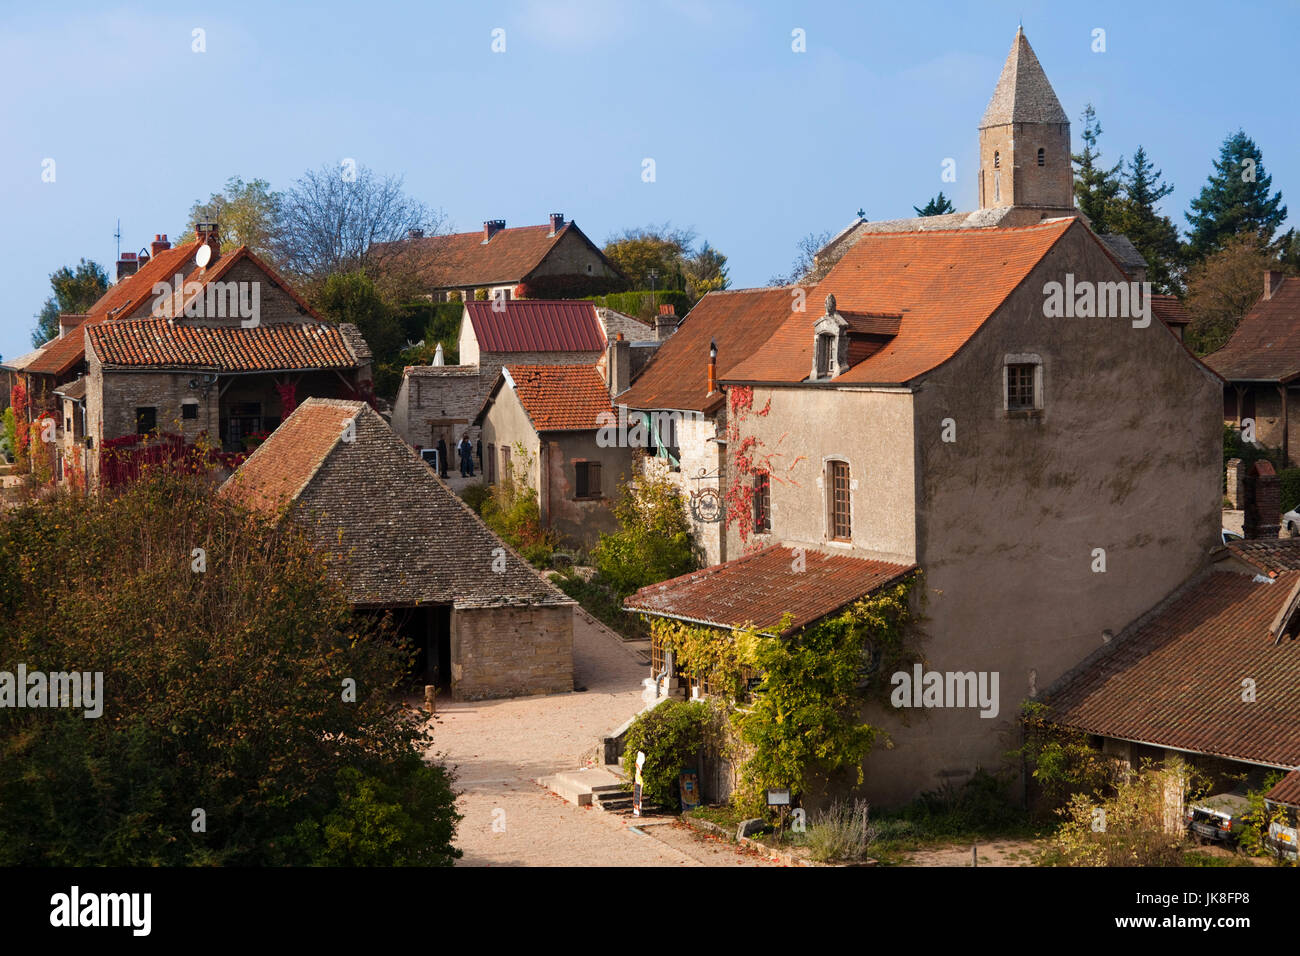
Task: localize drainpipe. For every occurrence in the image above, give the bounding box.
[706,339,718,396]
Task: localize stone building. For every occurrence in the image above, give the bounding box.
[475,358,635,549]
[1203,271,1300,463]
[221,398,575,701]
[373,214,625,302]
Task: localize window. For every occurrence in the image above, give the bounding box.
[135,407,157,435]
[1037,147,1045,167]
[575,461,602,499]
[486,443,496,483]
[182,403,198,420]
[828,460,851,542]
[500,445,512,484]
[994,170,1001,202]
[814,332,835,378]
[753,471,771,534]
[994,150,1000,169]
[1006,363,1037,411]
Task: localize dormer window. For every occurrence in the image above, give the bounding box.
[815,332,835,378]
[809,294,849,381]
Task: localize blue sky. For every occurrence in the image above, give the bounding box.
[2,0,1297,362]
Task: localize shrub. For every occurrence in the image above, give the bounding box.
[592,468,697,597]
[587,290,693,322]
[1280,469,1300,514]
[460,481,492,515]
[479,447,559,567]
[807,799,877,862]
[621,699,710,809]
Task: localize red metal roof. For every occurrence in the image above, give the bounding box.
[505,364,613,431]
[466,300,605,353]
[1048,568,1300,768]
[624,544,914,635]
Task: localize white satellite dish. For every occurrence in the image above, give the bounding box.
[195,243,212,268]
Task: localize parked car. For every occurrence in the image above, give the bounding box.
[1222,528,1244,545]
[1185,791,1250,845]
[1265,798,1299,860]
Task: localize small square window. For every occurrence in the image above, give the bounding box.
[1006,364,1037,411]
[135,407,157,435]
[575,461,602,499]
[182,403,198,420]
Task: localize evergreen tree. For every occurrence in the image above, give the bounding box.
[1071,104,1123,234]
[1112,146,1183,293]
[1185,130,1287,261]
[30,258,109,348]
[913,191,956,217]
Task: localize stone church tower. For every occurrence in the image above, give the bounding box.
[978,27,1074,216]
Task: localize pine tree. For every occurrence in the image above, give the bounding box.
[1185,130,1287,261]
[1112,146,1183,293]
[1071,104,1123,234]
[913,191,956,217]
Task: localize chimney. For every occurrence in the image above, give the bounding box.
[408,228,425,239]
[195,222,220,258]
[1243,460,1281,539]
[655,304,677,341]
[483,219,506,242]
[548,212,565,236]
[607,332,631,398]
[706,338,718,396]
[1265,270,1286,300]
[116,251,140,281]
[151,234,171,257]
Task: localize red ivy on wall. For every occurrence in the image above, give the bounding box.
[721,385,778,551]
[275,382,298,421]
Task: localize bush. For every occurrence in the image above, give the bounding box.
[460,481,492,515]
[621,699,710,809]
[807,800,877,862]
[552,567,648,641]
[1280,469,1300,514]
[592,468,697,597]
[587,290,693,323]
[479,448,559,567]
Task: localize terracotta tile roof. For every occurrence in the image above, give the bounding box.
[979,28,1068,127]
[86,318,361,371]
[374,221,593,289]
[1267,769,1300,805]
[624,544,915,636]
[466,300,605,353]
[503,364,613,431]
[1151,294,1191,328]
[1048,569,1300,768]
[725,219,1076,386]
[1226,538,1300,576]
[222,399,570,608]
[54,377,86,401]
[620,287,795,413]
[149,246,321,323]
[1202,276,1300,382]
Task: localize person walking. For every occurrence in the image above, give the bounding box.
[458,433,475,478]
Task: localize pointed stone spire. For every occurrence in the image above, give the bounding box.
[980,28,1068,128]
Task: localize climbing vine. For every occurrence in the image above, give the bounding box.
[722,385,780,550]
[649,572,924,814]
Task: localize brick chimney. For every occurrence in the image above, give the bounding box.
[655,304,678,341]
[151,234,171,257]
[548,212,565,236]
[1243,460,1281,539]
[195,222,220,258]
[607,332,631,399]
[116,251,140,281]
[1265,270,1286,300]
[483,219,506,242]
[408,228,425,239]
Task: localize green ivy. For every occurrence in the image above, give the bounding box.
[622,699,712,809]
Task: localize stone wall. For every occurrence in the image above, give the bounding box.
[392,366,484,456]
[450,603,574,701]
[978,120,1073,211]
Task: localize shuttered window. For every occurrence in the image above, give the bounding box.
[575,461,602,499]
[753,471,771,534]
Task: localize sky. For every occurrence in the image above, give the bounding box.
[2,0,1297,362]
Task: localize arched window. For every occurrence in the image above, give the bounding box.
[994,150,1000,169]
[1037,147,1045,167]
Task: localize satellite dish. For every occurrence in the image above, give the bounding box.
[195,243,212,268]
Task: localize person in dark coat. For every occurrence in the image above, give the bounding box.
[458,434,474,478]
[436,437,449,478]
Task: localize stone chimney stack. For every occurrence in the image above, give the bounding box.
[655,304,678,341]
[151,234,171,257]
[549,213,565,236]
[607,332,631,399]
[1243,460,1281,539]
[116,251,140,281]
[483,219,506,242]
[1265,270,1286,300]
[195,222,220,258]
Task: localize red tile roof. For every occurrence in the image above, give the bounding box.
[624,544,915,635]
[466,300,605,353]
[22,240,201,377]
[1202,276,1300,382]
[86,318,360,371]
[1151,294,1191,328]
[1048,569,1300,768]
[222,399,358,512]
[1267,769,1300,805]
[504,364,613,431]
[1227,538,1300,576]
[725,219,1077,386]
[374,221,601,289]
[619,287,795,413]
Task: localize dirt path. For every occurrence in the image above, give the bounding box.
[901,839,1039,866]
[426,610,777,866]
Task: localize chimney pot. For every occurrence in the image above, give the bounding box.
[1265,270,1286,300]
[549,213,564,235]
[151,234,171,257]
[195,222,220,258]
[408,228,425,239]
[483,219,506,242]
